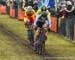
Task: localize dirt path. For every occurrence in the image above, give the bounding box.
[0,24,54,60]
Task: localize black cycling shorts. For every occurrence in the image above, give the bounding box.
[36,21,45,28]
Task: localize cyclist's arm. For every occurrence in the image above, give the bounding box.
[24,10,28,24]
[46,17,51,28]
[37,9,42,15]
[23,7,28,11]
[32,9,35,14]
[32,9,36,17]
[45,10,51,20]
[34,19,38,27]
[34,16,41,27]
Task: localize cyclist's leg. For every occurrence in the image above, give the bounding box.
[29,17,35,38]
[24,17,28,27]
[39,44,42,55]
[35,27,40,39]
[41,28,47,53]
[44,27,48,40]
[34,40,38,51]
[42,41,45,52]
[24,18,30,40]
[43,21,48,39]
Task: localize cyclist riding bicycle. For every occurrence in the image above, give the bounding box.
[33,11,51,50]
[34,11,51,33]
[23,6,35,45]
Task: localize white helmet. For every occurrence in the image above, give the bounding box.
[33,1,38,4]
[66,1,72,5]
[27,6,32,12]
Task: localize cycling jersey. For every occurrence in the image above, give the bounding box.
[37,9,51,22]
[24,9,35,24]
[34,15,51,28]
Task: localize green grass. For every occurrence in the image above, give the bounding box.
[46,33,75,57]
[0,29,44,60]
[0,15,27,40]
[0,14,75,60]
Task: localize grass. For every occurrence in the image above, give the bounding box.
[0,14,75,60]
[0,28,44,60]
[0,15,27,40]
[46,33,75,57]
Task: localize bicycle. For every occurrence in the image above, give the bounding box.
[25,20,34,46]
[34,27,47,55]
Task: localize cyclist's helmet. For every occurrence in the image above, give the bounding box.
[27,6,32,12]
[41,11,47,17]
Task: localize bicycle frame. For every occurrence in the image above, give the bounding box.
[35,27,47,55]
[26,20,34,46]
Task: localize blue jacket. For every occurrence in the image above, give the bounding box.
[34,15,51,27]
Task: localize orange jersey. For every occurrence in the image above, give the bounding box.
[24,9,35,24]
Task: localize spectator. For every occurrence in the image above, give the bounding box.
[33,1,38,12]
[37,0,42,8]
[13,0,18,18]
[65,1,75,40]
[10,0,13,7]
[6,0,10,14]
[27,0,33,7]
[58,2,66,36]
[1,0,6,6]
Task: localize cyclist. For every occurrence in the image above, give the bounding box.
[33,11,51,51]
[23,6,35,45]
[37,5,49,15]
[34,11,51,32]
[37,5,51,22]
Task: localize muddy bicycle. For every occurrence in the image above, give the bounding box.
[34,27,47,55]
[25,20,34,46]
